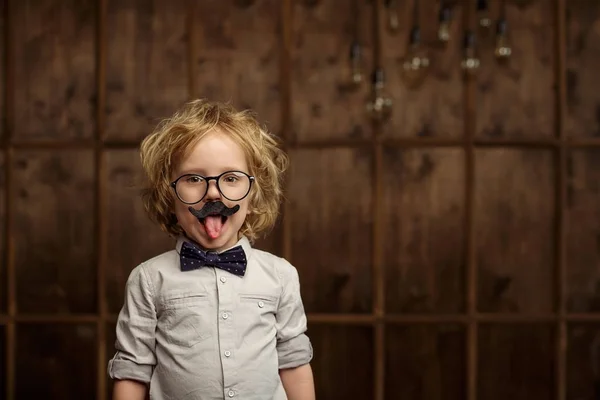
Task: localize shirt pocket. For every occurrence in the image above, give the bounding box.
[160,293,213,348]
[239,294,278,327]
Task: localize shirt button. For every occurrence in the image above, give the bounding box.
[258,301,264,308]
[228,390,235,397]
[222,312,229,320]
[224,350,231,357]
[220,276,227,283]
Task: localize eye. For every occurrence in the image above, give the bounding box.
[224,175,239,183]
[186,175,204,184]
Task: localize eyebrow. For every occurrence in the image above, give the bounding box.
[178,168,248,176]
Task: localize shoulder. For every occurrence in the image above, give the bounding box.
[126,249,180,286]
[250,248,299,284]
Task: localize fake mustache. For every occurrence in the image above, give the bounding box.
[188,201,240,220]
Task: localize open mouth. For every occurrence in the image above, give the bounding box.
[199,213,228,239]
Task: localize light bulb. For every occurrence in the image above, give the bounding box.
[366,68,392,123]
[494,19,512,61]
[437,3,452,44]
[401,26,430,89]
[476,0,492,31]
[461,30,480,75]
[385,0,399,32]
[349,41,363,85]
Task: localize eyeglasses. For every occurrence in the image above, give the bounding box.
[170,171,255,204]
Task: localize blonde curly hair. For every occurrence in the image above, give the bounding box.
[139,99,289,242]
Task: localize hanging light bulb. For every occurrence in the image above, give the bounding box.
[401,26,430,89]
[437,2,452,44]
[494,18,512,61]
[385,0,399,33]
[476,0,492,31]
[366,67,393,123]
[349,41,363,86]
[461,30,480,75]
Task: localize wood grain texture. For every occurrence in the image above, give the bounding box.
[105,322,116,400]
[12,0,96,141]
[291,0,373,142]
[16,324,96,399]
[105,150,174,314]
[566,150,600,312]
[478,324,554,399]
[383,149,465,313]
[105,0,189,142]
[567,323,600,400]
[0,326,4,397]
[475,149,555,313]
[475,1,554,138]
[0,7,4,143]
[565,1,600,138]
[386,325,465,400]
[13,150,96,314]
[0,154,5,313]
[193,0,281,136]
[309,324,373,400]
[287,148,372,313]
[252,216,282,256]
[381,0,464,138]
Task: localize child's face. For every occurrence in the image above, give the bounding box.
[171,128,251,251]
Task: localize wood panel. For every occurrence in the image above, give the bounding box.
[193,0,281,136]
[291,0,373,142]
[288,148,372,313]
[105,322,116,400]
[565,1,600,138]
[475,1,554,138]
[566,150,600,312]
[252,216,282,256]
[105,150,173,314]
[105,0,189,142]
[0,326,4,397]
[16,324,96,399]
[386,325,465,400]
[0,6,4,144]
[309,324,372,400]
[478,324,554,399]
[567,324,600,400]
[0,154,5,313]
[12,0,96,141]
[383,149,464,313]
[381,0,464,138]
[475,149,555,313]
[13,150,96,314]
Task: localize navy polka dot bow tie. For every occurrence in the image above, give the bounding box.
[180,241,247,277]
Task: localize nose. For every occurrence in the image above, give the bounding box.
[204,179,221,201]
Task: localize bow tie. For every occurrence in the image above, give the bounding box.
[180,241,247,277]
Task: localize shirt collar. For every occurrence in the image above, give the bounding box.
[175,234,252,257]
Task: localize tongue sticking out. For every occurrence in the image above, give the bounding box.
[203,215,224,239]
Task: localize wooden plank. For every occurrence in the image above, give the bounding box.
[105,0,189,142]
[287,148,372,313]
[309,324,373,400]
[475,149,555,313]
[382,148,465,313]
[478,324,554,399]
[193,0,281,136]
[252,216,283,256]
[0,154,5,313]
[291,0,373,142]
[380,0,464,138]
[105,322,116,400]
[566,323,600,399]
[12,0,96,141]
[0,5,4,144]
[565,1,600,138]
[16,323,96,398]
[566,150,600,312]
[386,325,465,399]
[13,150,96,313]
[475,1,555,138]
[105,149,173,314]
[0,326,5,397]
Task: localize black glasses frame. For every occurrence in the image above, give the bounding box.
[170,170,255,205]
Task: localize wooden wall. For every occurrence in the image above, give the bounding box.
[1,0,600,399]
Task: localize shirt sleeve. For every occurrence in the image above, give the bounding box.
[107,263,157,383]
[275,261,313,369]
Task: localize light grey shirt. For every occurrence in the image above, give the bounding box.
[107,235,313,400]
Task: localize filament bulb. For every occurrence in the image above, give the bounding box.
[494,19,512,60]
[385,0,399,32]
[437,4,452,43]
[461,30,480,74]
[401,27,430,89]
[366,68,393,123]
[477,0,491,30]
[350,41,363,85]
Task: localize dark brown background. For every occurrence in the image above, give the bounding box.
[1,0,600,399]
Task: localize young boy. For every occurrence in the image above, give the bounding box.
[108,99,315,400]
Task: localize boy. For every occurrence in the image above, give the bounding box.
[108,99,315,400]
